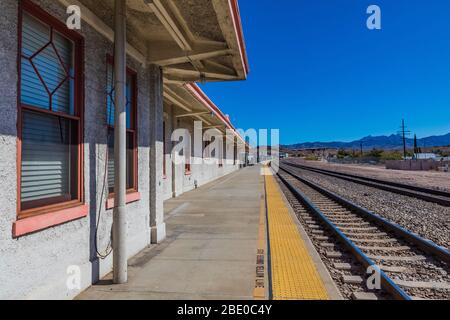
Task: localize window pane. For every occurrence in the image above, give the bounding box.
[107,129,115,192]
[33,45,67,93]
[108,130,135,192]
[21,58,50,109]
[21,13,74,115]
[106,64,115,126]
[21,111,78,210]
[53,31,74,114]
[127,132,135,189]
[126,73,132,129]
[52,78,72,114]
[53,31,74,72]
[22,13,50,58]
[106,64,134,129]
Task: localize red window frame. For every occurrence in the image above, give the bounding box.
[106,55,138,196]
[185,139,191,174]
[185,163,191,175]
[184,130,191,175]
[16,0,85,220]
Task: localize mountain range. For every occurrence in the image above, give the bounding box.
[284,133,450,150]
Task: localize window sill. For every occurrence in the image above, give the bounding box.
[106,192,141,210]
[13,204,89,238]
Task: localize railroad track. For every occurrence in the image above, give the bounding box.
[277,165,450,300]
[282,162,450,207]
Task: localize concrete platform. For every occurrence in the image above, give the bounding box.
[77,166,263,300]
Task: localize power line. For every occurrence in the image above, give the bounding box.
[397,119,411,159]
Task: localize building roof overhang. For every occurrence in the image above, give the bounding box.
[164,83,245,144]
[56,0,248,144]
[63,0,248,82]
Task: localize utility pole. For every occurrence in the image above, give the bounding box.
[398,119,411,160]
[413,134,418,158]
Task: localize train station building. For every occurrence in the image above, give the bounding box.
[0,0,249,299]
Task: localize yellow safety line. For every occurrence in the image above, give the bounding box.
[265,169,329,300]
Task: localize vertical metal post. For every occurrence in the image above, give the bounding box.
[402,119,407,160]
[113,0,127,284]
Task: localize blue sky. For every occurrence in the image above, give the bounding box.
[200,0,450,145]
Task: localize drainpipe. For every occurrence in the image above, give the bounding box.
[113,0,127,284]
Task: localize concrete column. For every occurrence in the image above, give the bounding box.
[112,0,128,284]
[148,64,166,244]
[168,105,177,198]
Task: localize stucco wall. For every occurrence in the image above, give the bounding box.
[162,110,240,199]
[0,0,241,300]
[0,0,151,299]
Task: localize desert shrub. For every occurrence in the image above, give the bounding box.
[380,151,403,160]
[367,148,383,158]
[305,155,320,161]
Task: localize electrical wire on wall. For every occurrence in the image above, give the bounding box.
[94,143,113,260]
[94,47,117,260]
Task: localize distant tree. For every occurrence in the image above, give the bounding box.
[367,148,383,158]
[337,148,350,159]
[413,134,422,155]
[381,151,403,160]
[305,155,319,161]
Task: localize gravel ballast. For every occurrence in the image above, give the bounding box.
[292,168,450,249]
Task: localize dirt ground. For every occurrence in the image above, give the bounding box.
[286,158,450,192]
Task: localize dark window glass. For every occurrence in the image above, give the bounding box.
[106,62,137,193]
[107,130,135,192]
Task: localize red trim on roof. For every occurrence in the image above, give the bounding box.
[185,83,245,144]
[229,0,249,76]
[186,83,234,129]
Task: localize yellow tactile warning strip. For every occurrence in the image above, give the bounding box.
[265,170,329,300]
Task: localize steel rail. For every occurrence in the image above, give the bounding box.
[287,162,450,197]
[280,165,450,264]
[277,167,412,300]
[283,162,450,207]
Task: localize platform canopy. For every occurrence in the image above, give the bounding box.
[63,0,249,82]
[165,83,245,143]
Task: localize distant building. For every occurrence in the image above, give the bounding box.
[414,153,438,160]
